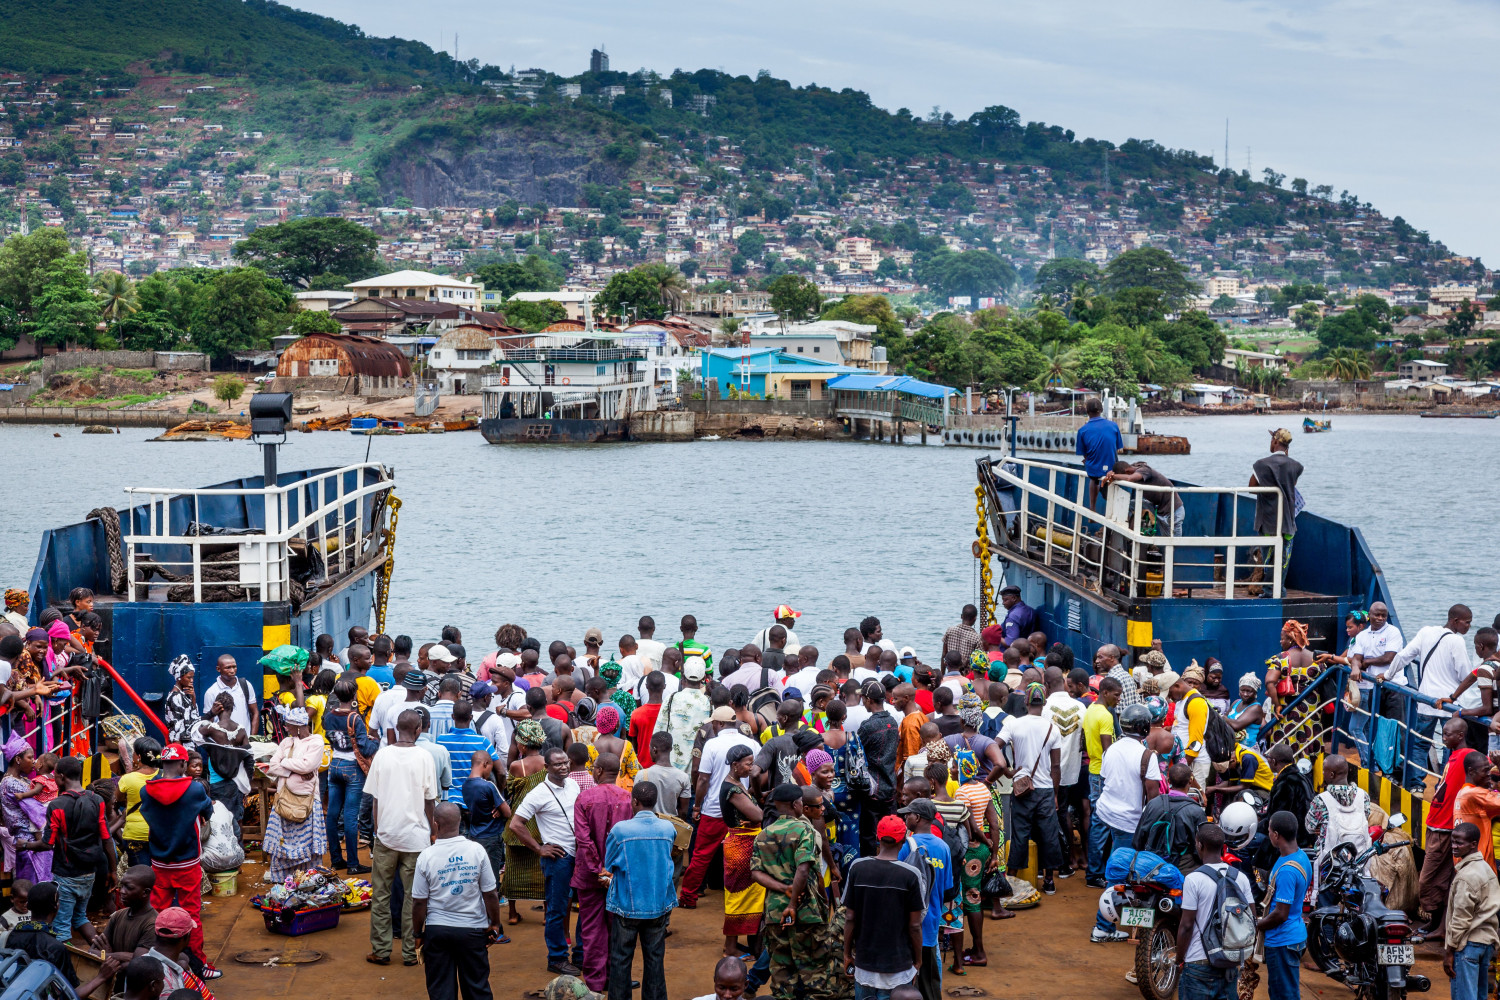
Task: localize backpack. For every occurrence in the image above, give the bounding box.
[934,812,969,875]
[747,665,782,728]
[1197,866,1257,969]
[1200,698,1239,764]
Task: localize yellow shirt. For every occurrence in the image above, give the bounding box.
[355,676,381,722]
[1083,702,1114,776]
[1234,746,1275,791]
[305,694,328,737]
[118,769,158,842]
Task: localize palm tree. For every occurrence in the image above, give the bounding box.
[1323,347,1371,382]
[93,272,138,326]
[1034,341,1078,390]
[654,267,689,313]
[1466,356,1492,383]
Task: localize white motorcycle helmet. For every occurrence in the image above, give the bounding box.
[1219,801,1258,849]
[1098,886,1124,925]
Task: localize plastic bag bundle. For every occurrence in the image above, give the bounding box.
[200,801,245,873]
[258,644,309,676]
[1104,847,1184,890]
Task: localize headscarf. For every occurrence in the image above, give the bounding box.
[955,748,979,783]
[1025,681,1045,703]
[925,738,954,765]
[573,697,597,725]
[2,732,29,767]
[1140,650,1168,671]
[986,659,1007,683]
[1144,695,1169,724]
[3,589,25,611]
[515,719,548,748]
[1283,619,1309,648]
[980,624,1003,646]
[278,705,309,726]
[46,620,70,641]
[959,691,983,730]
[804,748,833,772]
[24,628,47,643]
[792,728,824,754]
[1238,673,1262,693]
[168,654,193,681]
[594,704,620,736]
[598,659,622,685]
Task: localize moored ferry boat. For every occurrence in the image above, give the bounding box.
[976,454,1397,681]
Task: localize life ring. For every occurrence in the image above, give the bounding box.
[560,377,571,385]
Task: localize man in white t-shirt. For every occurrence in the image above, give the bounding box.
[200,654,257,735]
[751,605,802,655]
[364,707,440,966]
[508,747,582,975]
[1090,704,1162,941]
[679,708,759,908]
[780,646,823,699]
[1348,601,1404,768]
[1391,604,1473,791]
[996,684,1064,894]
[1176,823,1253,999]
[635,616,666,675]
[616,635,647,698]
[412,801,501,997]
[859,615,898,657]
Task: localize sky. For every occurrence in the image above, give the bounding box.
[296,0,1500,265]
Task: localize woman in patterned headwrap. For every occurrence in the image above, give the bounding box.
[820,699,865,875]
[263,675,327,882]
[953,746,1006,964]
[0,733,49,883]
[163,655,202,744]
[503,718,550,922]
[2,590,27,633]
[11,629,51,754]
[582,703,638,791]
[596,659,636,734]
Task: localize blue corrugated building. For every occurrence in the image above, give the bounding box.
[699,348,861,399]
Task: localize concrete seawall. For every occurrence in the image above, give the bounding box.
[0,407,240,428]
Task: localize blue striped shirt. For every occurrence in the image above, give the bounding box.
[436,727,491,804]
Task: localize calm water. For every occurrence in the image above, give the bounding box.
[1,413,1495,658]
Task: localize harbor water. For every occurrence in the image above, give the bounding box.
[1,413,1495,658]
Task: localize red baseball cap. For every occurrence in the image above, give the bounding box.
[876,815,907,842]
[155,906,195,938]
[160,743,189,762]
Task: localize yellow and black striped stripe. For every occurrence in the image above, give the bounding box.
[261,601,291,700]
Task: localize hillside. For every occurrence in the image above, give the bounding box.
[0,0,1487,307]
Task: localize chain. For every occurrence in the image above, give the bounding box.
[973,485,996,627]
[375,494,401,635]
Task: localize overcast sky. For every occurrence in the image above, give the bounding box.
[298,0,1499,265]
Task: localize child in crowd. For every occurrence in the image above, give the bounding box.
[30,754,58,805]
[566,741,596,791]
[0,879,31,946]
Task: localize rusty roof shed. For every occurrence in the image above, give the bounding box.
[277,332,412,378]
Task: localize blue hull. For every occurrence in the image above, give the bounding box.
[27,466,386,707]
[480,417,627,443]
[987,457,1398,683]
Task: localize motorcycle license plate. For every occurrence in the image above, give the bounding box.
[1120,906,1155,928]
[1377,944,1413,966]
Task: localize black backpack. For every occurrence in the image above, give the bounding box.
[747,665,782,727]
[1197,694,1239,764]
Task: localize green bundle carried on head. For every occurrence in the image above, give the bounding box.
[258,644,309,676]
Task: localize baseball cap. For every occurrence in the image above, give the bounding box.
[469,680,497,699]
[711,705,737,723]
[876,814,908,842]
[155,906,194,938]
[160,743,189,762]
[999,584,1021,597]
[428,644,456,664]
[584,627,603,645]
[682,656,707,682]
[899,646,917,662]
[773,605,802,621]
[402,671,427,691]
[1270,427,1293,445]
[896,798,937,822]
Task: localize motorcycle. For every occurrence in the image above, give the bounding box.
[1103,872,1183,1000]
[1305,813,1431,1000]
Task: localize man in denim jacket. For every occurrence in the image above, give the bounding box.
[604,782,678,1000]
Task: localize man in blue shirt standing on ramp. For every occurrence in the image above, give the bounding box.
[1075,397,1123,512]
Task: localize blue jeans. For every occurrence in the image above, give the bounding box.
[1264,943,1303,1000]
[1178,962,1238,1000]
[53,872,94,942]
[746,947,771,989]
[1348,703,1372,768]
[1086,774,1107,880]
[1093,824,1134,933]
[539,853,577,966]
[1452,941,1495,1000]
[1406,714,1440,790]
[326,757,365,867]
[855,982,915,1000]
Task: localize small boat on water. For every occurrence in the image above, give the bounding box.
[1420,410,1499,419]
[1303,417,1332,433]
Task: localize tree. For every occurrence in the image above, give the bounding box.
[189,267,293,357]
[232,217,380,285]
[1210,294,1238,313]
[1155,311,1226,370]
[1446,300,1480,341]
[1035,340,1079,389]
[31,256,104,347]
[0,228,74,324]
[493,201,520,226]
[821,294,903,346]
[93,271,138,326]
[1072,341,1139,397]
[212,374,246,412]
[595,264,686,321]
[113,312,183,351]
[766,274,822,328]
[736,230,766,261]
[874,257,899,281]
[500,299,567,332]
[474,256,563,299]
[1034,257,1099,301]
[1323,347,1372,382]
[1315,295,1390,354]
[1102,247,1197,309]
[1293,304,1322,331]
[917,248,1017,304]
[290,309,342,336]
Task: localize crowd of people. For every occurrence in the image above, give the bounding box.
[7,581,1500,1000]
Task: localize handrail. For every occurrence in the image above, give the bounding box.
[986,455,1286,599]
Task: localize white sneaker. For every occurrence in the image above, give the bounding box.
[1125,971,1138,984]
[1091,928,1129,943]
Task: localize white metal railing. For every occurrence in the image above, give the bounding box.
[989,456,1285,599]
[123,463,393,604]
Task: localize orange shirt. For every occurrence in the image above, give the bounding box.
[897,710,929,770]
[1455,785,1500,865]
